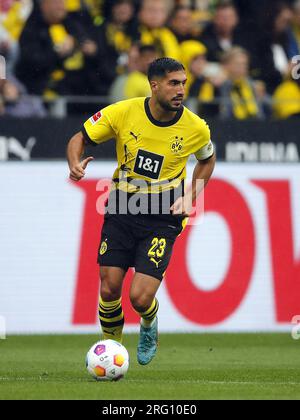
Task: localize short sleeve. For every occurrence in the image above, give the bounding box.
[82,105,117,145]
[194,121,214,161]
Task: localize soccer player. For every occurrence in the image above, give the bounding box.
[67,58,216,365]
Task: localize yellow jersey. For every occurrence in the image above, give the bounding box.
[82,97,213,196]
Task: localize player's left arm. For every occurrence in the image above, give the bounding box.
[190,152,216,199]
[171,153,216,216]
[171,137,216,216]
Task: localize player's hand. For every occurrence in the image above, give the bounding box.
[69,157,94,182]
[170,195,193,217]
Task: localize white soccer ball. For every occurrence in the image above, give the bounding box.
[86,339,129,381]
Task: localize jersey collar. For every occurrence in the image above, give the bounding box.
[144,97,184,127]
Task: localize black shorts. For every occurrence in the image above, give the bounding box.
[97,213,185,281]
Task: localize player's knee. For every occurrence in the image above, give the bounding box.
[100,287,120,302]
[100,269,121,301]
[130,292,151,313]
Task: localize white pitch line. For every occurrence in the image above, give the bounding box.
[0,377,300,387]
[125,379,300,387]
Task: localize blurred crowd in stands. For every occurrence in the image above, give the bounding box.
[1,0,300,119]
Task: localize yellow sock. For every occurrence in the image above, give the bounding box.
[139,298,159,328]
[98,296,124,343]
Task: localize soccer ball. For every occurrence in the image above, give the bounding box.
[86,339,129,381]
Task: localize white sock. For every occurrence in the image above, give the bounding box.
[141,317,156,328]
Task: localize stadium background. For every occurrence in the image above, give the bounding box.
[0,0,300,402]
[0,0,300,401]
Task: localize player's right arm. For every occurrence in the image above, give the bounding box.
[67,104,120,181]
[67,131,94,182]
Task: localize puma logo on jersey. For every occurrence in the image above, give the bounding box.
[130,131,140,142]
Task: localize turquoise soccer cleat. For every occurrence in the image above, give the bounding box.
[137,318,158,365]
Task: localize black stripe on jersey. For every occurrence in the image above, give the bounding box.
[113,169,185,187]
[144,98,184,127]
[81,126,98,147]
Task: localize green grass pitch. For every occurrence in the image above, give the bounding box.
[0,333,300,400]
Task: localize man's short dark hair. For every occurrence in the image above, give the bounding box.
[148,58,185,81]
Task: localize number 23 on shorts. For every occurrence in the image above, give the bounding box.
[148,238,167,259]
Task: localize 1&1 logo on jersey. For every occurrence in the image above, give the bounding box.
[133,149,164,180]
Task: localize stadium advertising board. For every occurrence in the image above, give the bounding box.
[0,118,300,162]
[0,162,299,333]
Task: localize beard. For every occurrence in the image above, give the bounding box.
[157,97,183,112]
